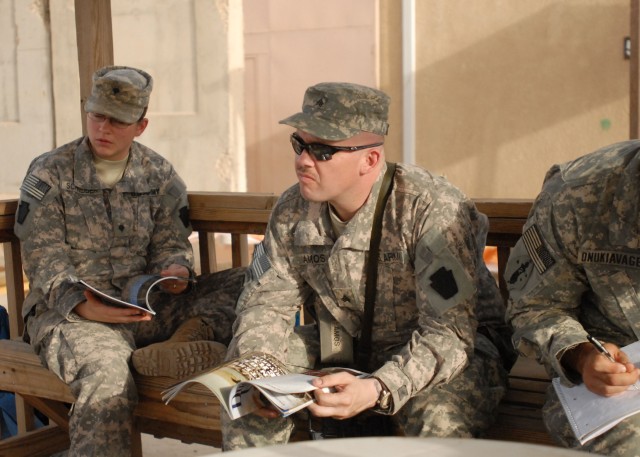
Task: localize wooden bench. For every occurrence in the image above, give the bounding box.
[0,193,553,456]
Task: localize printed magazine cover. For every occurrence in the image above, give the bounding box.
[73,275,194,315]
[162,352,337,419]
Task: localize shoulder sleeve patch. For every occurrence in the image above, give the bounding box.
[179,205,190,228]
[21,174,51,201]
[165,175,187,198]
[416,230,474,315]
[504,236,545,302]
[521,224,556,275]
[16,201,30,225]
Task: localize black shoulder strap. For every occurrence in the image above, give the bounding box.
[357,162,396,371]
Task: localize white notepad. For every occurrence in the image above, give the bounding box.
[553,340,640,445]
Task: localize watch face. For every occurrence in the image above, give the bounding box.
[378,390,391,410]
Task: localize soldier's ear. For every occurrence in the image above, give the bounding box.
[134,118,149,137]
[362,146,383,171]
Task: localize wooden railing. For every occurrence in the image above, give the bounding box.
[0,192,551,456]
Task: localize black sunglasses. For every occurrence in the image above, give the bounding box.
[290,133,383,161]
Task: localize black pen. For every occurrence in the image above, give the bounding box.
[586,334,616,363]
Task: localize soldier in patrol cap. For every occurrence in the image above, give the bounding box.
[506,140,640,456]
[15,65,242,456]
[222,82,511,449]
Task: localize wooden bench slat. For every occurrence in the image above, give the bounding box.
[19,396,71,432]
[486,423,553,446]
[502,390,546,407]
[0,424,70,457]
[0,340,74,403]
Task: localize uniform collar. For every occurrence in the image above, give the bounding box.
[73,138,150,193]
[293,163,388,251]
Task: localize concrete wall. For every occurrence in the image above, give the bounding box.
[381,0,630,199]
[1,1,633,201]
[0,0,245,198]
[0,0,55,199]
[243,0,378,193]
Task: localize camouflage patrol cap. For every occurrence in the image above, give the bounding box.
[84,65,153,123]
[279,82,390,141]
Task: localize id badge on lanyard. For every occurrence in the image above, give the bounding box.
[317,305,354,365]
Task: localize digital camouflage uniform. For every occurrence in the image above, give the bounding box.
[15,137,241,457]
[223,161,508,449]
[505,140,640,456]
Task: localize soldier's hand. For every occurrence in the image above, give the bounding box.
[575,342,639,396]
[307,371,379,419]
[74,290,152,323]
[159,264,191,295]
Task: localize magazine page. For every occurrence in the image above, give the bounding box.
[553,340,640,444]
[125,275,195,313]
[75,278,157,315]
[162,363,249,417]
[162,352,292,418]
[162,353,372,420]
[230,373,319,419]
[74,275,194,315]
[228,368,371,418]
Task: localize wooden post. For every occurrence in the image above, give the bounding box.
[631,0,640,138]
[4,240,24,339]
[231,234,250,268]
[74,0,114,135]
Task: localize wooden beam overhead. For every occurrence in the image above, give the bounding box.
[74,0,114,135]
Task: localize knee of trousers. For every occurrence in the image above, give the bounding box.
[71,360,138,405]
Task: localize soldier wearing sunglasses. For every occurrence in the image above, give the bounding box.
[223,82,512,449]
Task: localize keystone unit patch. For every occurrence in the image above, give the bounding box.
[429,267,459,300]
[179,206,190,228]
[16,201,30,225]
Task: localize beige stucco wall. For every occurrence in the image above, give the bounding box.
[0,0,245,198]
[243,0,378,194]
[381,0,630,199]
[2,1,633,201]
[0,1,54,199]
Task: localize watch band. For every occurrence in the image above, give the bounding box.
[373,377,392,413]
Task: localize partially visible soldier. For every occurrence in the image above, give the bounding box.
[505,140,640,455]
[222,82,511,450]
[15,65,241,457]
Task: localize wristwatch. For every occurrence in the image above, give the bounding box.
[373,377,392,413]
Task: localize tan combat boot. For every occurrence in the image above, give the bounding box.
[132,317,226,378]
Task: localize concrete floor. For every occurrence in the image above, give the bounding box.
[141,434,220,456]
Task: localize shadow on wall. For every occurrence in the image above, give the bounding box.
[417,2,629,198]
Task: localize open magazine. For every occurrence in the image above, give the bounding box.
[553,340,640,445]
[72,274,194,316]
[162,352,368,419]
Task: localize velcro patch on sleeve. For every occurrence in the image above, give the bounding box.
[21,174,51,201]
[521,224,556,275]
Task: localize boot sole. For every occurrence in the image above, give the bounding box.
[132,341,226,378]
